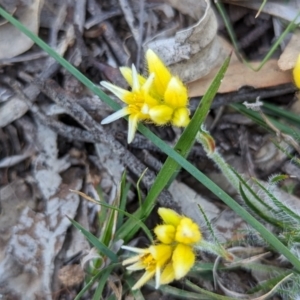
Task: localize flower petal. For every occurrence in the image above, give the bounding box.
[164,77,188,108]
[101,107,130,124]
[171,107,190,127]
[149,244,172,267]
[126,261,147,271]
[149,105,173,125]
[158,208,182,227]
[132,269,156,290]
[154,224,176,244]
[172,244,195,280]
[175,217,202,244]
[120,67,146,87]
[293,54,300,88]
[128,114,139,143]
[100,81,131,103]
[160,262,175,285]
[121,245,150,254]
[141,72,155,93]
[146,49,172,97]
[131,64,140,92]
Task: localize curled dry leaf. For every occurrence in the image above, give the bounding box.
[188,57,292,97]
[0,0,43,60]
[144,0,228,82]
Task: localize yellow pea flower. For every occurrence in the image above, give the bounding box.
[122,244,172,290]
[293,54,300,88]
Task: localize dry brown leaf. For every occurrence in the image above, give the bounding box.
[278,30,300,71]
[0,0,43,60]
[187,58,292,97]
[144,0,227,82]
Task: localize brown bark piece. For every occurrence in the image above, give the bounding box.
[187,59,292,97]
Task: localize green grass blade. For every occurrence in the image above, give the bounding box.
[117,172,130,229]
[232,103,300,140]
[185,279,234,299]
[92,265,115,300]
[263,102,300,126]
[147,280,214,299]
[68,217,118,262]
[125,277,145,300]
[74,269,103,300]
[72,190,153,242]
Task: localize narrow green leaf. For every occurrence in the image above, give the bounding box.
[68,217,118,262]
[185,279,233,299]
[147,280,213,299]
[92,265,115,300]
[125,277,145,300]
[74,269,103,300]
[263,102,300,127]
[232,103,300,140]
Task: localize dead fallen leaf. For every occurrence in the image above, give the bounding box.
[187,59,292,97]
[0,0,43,60]
[145,0,228,82]
[278,29,300,71]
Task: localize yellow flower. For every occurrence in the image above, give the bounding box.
[175,217,202,244]
[146,50,190,127]
[122,244,172,290]
[101,65,159,143]
[160,244,196,285]
[100,49,190,143]
[172,244,196,279]
[293,54,300,88]
[155,208,202,245]
[154,224,175,244]
[157,207,182,227]
[122,242,196,289]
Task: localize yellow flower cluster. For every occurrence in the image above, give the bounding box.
[122,208,202,290]
[101,49,190,143]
